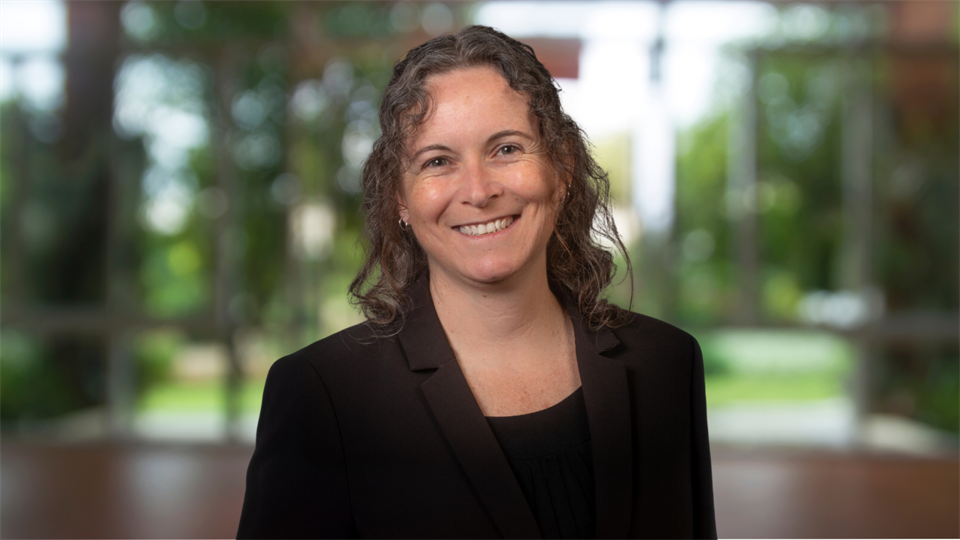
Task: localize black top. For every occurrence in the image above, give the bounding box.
[487,388,596,539]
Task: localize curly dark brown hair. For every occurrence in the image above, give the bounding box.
[349,25,632,330]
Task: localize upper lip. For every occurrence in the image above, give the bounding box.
[452,214,517,228]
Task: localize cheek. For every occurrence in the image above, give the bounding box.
[522,169,562,205]
[407,180,451,220]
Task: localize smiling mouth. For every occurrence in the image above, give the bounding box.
[456,216,515,237]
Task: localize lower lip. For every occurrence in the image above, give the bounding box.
[455,216,519,238]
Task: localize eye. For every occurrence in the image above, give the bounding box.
[497,144,520,156]
[425,157,449,168]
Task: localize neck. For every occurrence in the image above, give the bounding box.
[429,265,568,367]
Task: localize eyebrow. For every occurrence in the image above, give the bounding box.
[409,130,535,161]
[410,144,452,161]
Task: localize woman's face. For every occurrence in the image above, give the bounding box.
[399,66,564,289]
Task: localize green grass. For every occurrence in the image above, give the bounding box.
[697,329,853,407]
[704,373,844,407]
[699,329,854,375]
[139,379,266,413]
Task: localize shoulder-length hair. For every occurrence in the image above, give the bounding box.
[349,25,632,330]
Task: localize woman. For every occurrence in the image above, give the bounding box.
[238,25,715,539]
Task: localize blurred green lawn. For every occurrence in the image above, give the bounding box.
[139,380,265,413]
[699,329,853,407]
[705,373,843,406]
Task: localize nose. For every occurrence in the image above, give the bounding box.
[460,160,502,208]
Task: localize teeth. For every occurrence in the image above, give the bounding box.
[458,216,513,236]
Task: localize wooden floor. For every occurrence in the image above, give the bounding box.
[2,442,957,538]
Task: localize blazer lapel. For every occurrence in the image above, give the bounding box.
[572,316,634,539]
[399,279,541,539]
[421,362,541,539]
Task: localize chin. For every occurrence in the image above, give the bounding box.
[461,260,527,285]
[467,272,512,285]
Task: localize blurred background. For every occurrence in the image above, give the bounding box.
[1,0,957,537]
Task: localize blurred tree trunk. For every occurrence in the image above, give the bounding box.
[47,2,123,414]
[49,1,121,304]
[62,2,121,160]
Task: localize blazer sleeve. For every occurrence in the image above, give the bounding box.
[237,354,358,539]
[691,337,718,539]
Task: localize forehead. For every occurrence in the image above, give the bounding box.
[407,66,536,150]
[424,65,523,108]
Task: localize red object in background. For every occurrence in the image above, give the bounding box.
[520,38,581,80]
[887,0,959,148]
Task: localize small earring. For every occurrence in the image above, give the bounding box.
[399,218,410,231]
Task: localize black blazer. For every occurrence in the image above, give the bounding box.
[238,280,716,539]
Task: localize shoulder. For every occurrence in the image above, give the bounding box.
[613,311,697,343]
[600,312,706,403]
[606,311,700,364]
[266,320,402,382]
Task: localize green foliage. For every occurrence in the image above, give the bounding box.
[133,329,184,397]
[141,240,208,317]
[675,112,735,324]
[0,104,15,209]
[0,331,104,424]
[876,346,960,434]
[323,4,397,39]
[917,372,960,435]
[125,2,286,45]
[756,55,844,317]
[0,102,20,300]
